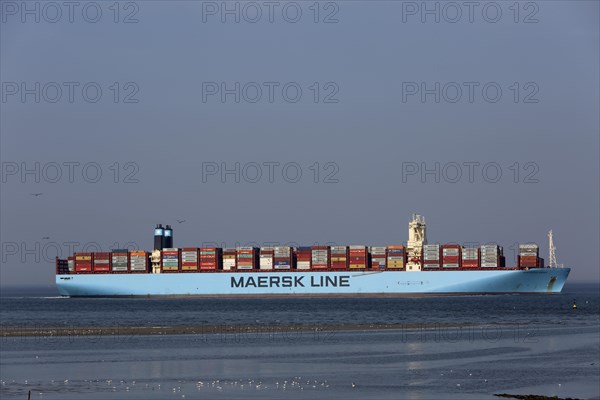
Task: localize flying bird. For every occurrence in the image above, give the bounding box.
[176,220,186,224]
[31,193,43,197]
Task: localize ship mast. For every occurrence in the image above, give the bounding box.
[548,230,562,268]
[406,214,426,271]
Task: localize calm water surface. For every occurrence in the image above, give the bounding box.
[1,283,598,399]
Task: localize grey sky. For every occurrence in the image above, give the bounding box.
[1,1,598,286]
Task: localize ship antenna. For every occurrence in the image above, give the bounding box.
[548,230,563,268]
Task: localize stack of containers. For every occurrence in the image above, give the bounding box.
[537,257,545,268]
[273,246,292,270]
[223,248,237,270]
[518,244,539,269]
[387,246,406,269]
[67,256,75,273]
[370,246,387,269]
[181,248,199,271]
[461,247,480,268]
[330,246,348,269]
[259,247,274,270]
[480,244,502,268]
[296,247,312,270]
[130,250,148,273]
[441,244,461,268]
[422,244,441,269]
[93,252,111,273]
[161,248,180,272]
[349,245,368,269]
[236,247,257,270]
[311,246,330,269]
[75,252,93,273]
[111,250,129,273]
[200,247,221,270]
[56,258,69,274]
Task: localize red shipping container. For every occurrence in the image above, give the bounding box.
[93,263,111,272]
[461,260,480,268]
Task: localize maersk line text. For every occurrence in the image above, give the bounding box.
[231,275,350,288]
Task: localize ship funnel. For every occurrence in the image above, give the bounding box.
[154,224,164,250]
[164,225,173,248]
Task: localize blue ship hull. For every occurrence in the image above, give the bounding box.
[56,268,570,297]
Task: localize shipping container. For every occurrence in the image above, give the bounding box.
[223,248,237,271]
[518,255,542,269]
[311,246,330,269]
[161,248,180,272]
[519,243,539,256]
[181,248,199,271]
[330,246,348,269]
[348,245,367,269]
[479,244,503,268]
[111,250,129,272]
[273,246,292,270]
[75,252,94,273]
[67,256,75,272]
[236,247,259,270]
[93,252,111,272]
[199,247,222,270]
[423,260,441,269]
[369,246,387,269]
[56,257,69,274]
[259,247,274,270]
[461,247,480,268]
[387,245,406,269]
[441,244,461,268]
[130,250,149,272]
[422,244,441,261]
[296,246,312,270]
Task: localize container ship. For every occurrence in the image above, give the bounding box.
[55,215,570,297]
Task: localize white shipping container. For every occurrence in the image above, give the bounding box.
[519,244,538,250]
[443,249,459,256]
[296,261,311,270]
